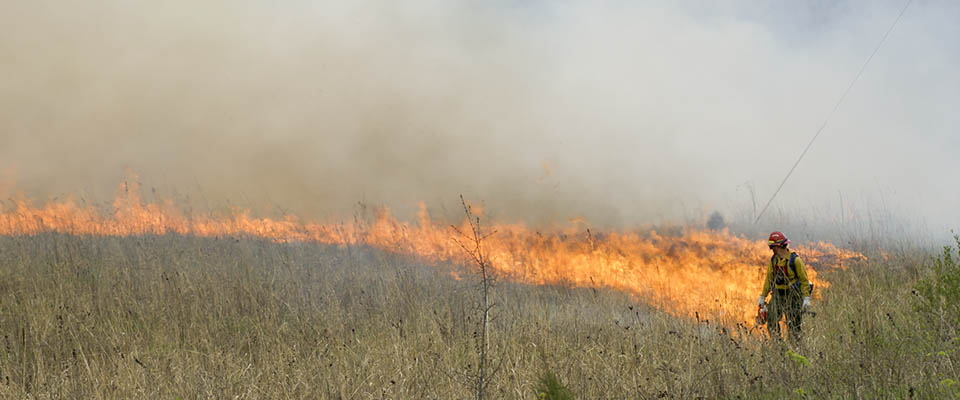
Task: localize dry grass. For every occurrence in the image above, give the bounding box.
[0,233,954,398]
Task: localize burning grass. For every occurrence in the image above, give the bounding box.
[0,181,862,326]
[0,181,952,397]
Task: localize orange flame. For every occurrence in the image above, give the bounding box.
[0,180,862,326]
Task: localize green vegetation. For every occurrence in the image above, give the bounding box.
[0,232,956,398]
[914,233,960,344]
[535,371,574,400]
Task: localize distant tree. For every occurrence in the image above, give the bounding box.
[707,211,726,231]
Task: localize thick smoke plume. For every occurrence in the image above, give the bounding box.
[2,1,957,231]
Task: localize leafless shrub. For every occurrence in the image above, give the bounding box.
[450,195,501,400]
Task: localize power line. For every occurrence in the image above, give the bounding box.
[754,0,914,224]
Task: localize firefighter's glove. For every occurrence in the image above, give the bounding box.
[758,297,765,306]
[802,297,811,308]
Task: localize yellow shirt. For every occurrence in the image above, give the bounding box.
[761,253,811,298]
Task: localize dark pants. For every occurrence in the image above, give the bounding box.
[767,288,803,342]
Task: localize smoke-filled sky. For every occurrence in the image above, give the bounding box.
[2,0,957,230]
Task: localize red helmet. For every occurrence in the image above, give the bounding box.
[768,231,789,248]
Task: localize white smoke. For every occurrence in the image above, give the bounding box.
[1,0,957,236]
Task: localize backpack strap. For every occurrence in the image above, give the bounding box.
[789,252,810,293]
[789,252,798,276]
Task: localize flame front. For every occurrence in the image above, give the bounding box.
[0,181,861,326]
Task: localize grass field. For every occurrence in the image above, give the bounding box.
[0,232,956,399]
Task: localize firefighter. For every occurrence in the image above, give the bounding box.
[758,231,811,342]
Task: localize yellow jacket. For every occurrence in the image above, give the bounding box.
[761,252,811,298]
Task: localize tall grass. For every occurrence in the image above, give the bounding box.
[0,232,955,398]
